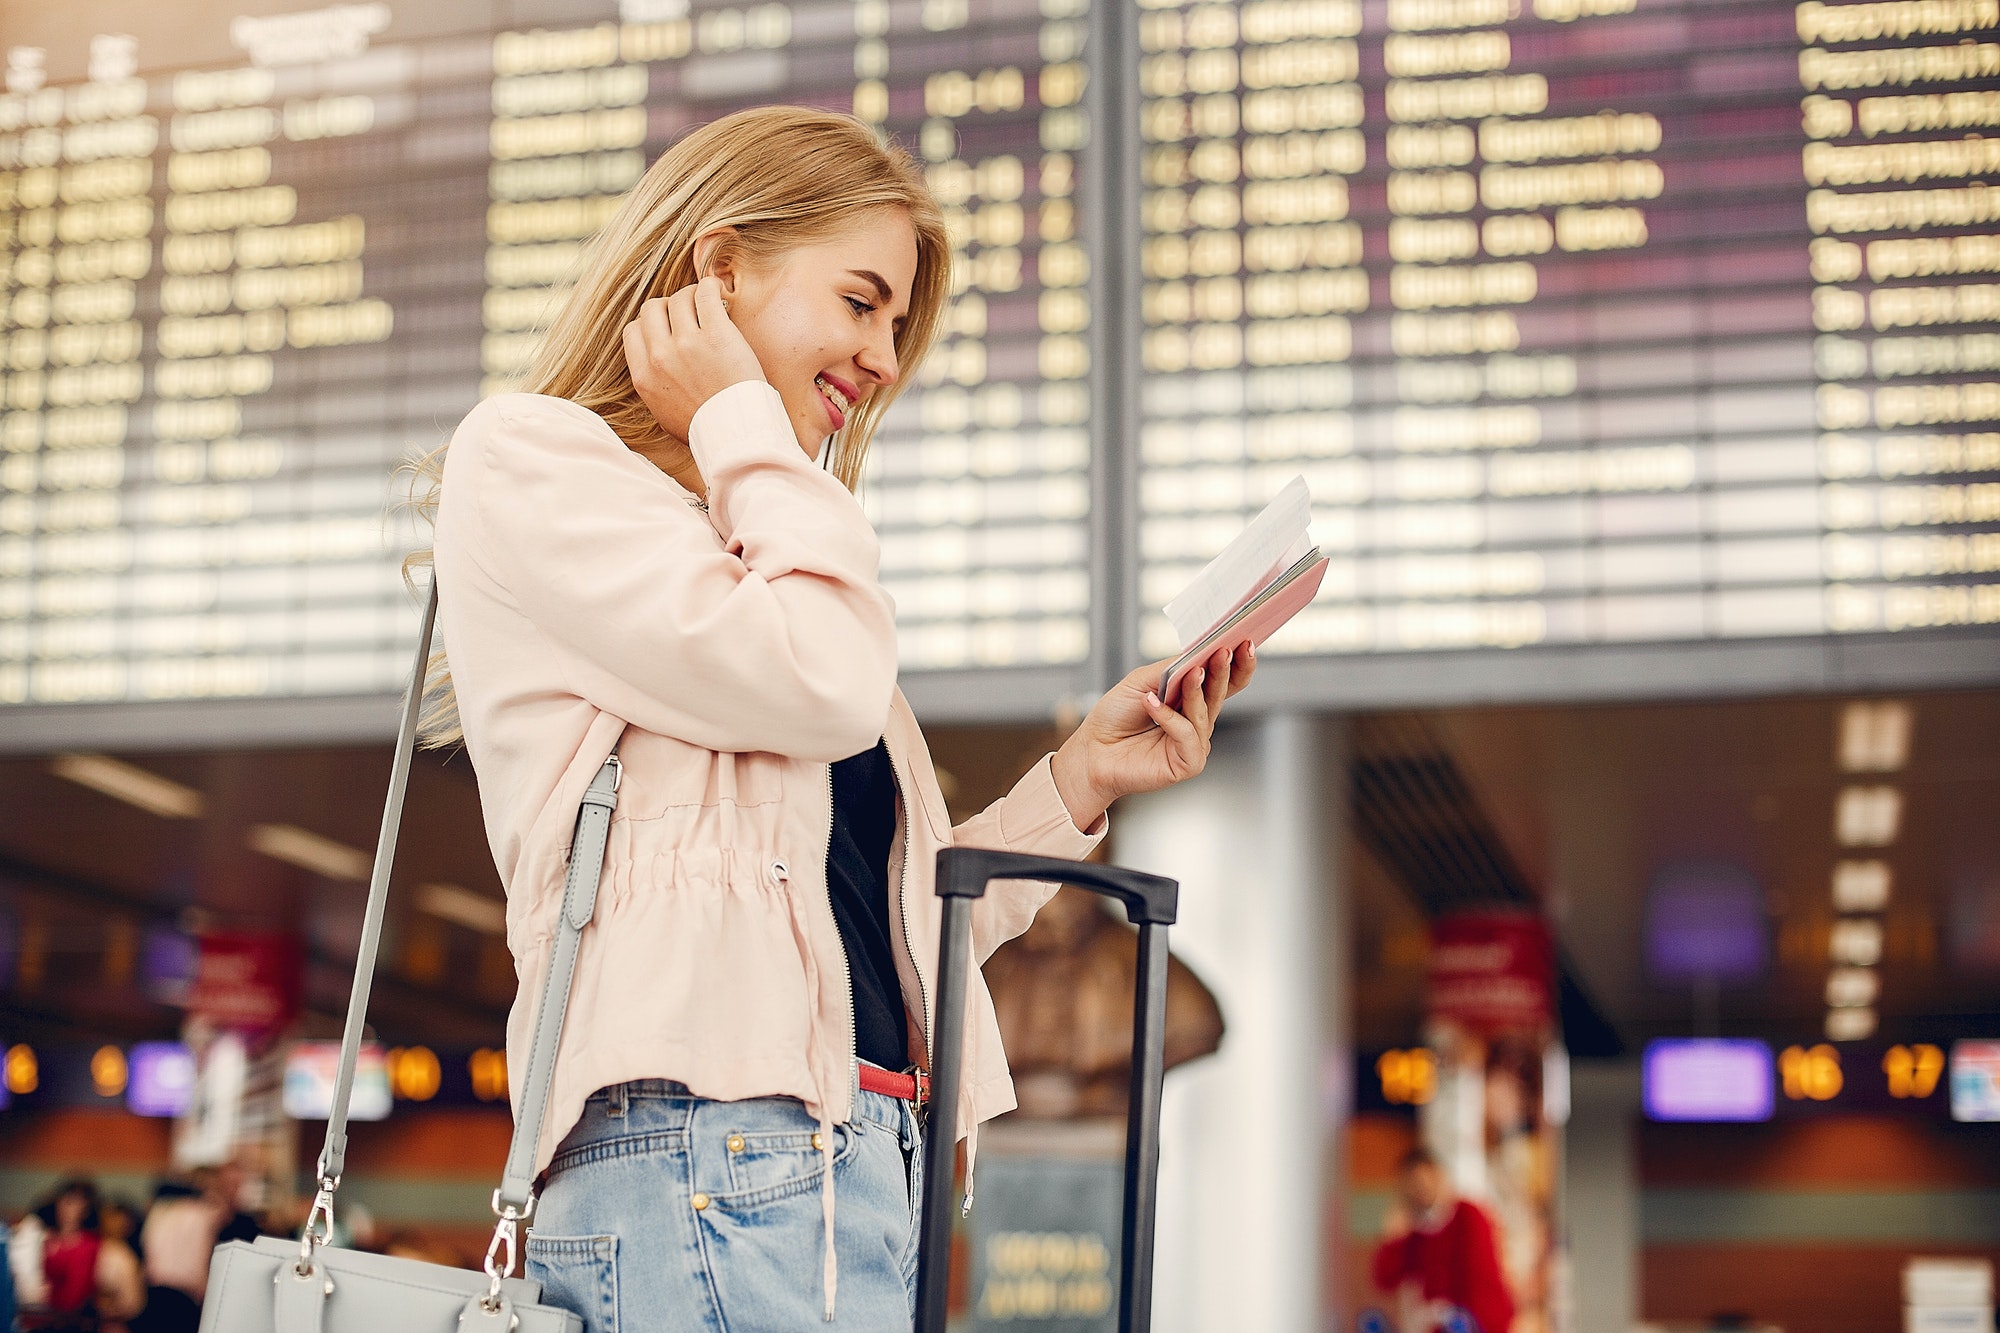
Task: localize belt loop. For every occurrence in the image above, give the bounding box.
[608,1082,628,1118]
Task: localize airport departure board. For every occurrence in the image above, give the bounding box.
[1135,0,2000,667]
[0,0,1096,725]
[0,0,1997,738]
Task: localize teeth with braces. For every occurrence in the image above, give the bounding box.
[814,375,853,414]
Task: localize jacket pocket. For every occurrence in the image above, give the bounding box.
[613,731,786,816]
[525,1234,618,1333]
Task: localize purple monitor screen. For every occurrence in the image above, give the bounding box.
[1645,864,1768,983]
[140,926,197,1006]
[1644,1039,1775,1122]
[126,1042,196,1118]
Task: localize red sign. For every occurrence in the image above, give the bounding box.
[189,932,303,1046]
[1427,912,1554,1037]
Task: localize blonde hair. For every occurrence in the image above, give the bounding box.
[405,106,951,745]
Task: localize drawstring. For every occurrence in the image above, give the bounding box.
[773,860,840,1320]
[963,1120,979,1216]
[818,1112,837,1320]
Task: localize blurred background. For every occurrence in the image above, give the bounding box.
[0,0,1995,1329]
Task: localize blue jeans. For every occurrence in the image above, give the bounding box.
[525,1078,925,1332]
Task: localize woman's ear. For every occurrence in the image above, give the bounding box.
[690,227,739,297]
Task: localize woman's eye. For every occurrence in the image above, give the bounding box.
[845,296,874,317]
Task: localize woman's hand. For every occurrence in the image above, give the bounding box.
[622,277,766,445]
[1049,643,1257,829]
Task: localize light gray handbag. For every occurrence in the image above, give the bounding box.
[199,585,612,1333]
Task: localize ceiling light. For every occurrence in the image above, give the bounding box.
[1825,1006,1877,1041]
[50,753,204,819]
[247,824,371,881]
[1832,860,1892,912]
[1826,966,1880,1008]
[1839,701,1913,773]
[417,882,506,935]
[1829,918,1884,967]
[1835,785,1902,847]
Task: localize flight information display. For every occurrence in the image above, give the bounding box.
[1,0,1997,737]
[0,0,1095,725]
[1135,0,2000,666]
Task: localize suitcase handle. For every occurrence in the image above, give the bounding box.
[932,847,1179,924]
[916,848,1180,1333]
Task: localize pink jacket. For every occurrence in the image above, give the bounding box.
[432,382,1104,1179]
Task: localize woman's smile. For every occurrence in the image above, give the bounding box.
[815,372,858,430]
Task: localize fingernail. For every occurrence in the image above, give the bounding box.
[1145,691,1161,707]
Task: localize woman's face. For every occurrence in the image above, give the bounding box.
[718,206,919,459]
[55,1190,88,1231]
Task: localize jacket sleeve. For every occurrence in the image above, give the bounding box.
[1370,1233,1409,1295]
[461,386,898,759]
[950,753,1107,963]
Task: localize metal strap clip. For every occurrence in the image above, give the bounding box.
[295,1175,339,1275]
[481,1191,534,1310]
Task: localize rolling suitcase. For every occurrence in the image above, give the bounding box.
[915,847,1180,1333]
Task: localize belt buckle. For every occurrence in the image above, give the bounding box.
[908,1066,929,1114]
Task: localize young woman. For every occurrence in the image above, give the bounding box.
[422,106,1251,1329]
[33,1180,100,1332]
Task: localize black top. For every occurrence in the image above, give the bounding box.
[826,738,911,1073]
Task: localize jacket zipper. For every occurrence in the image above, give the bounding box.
[767,763,858,1118]
[825,761,860,1110]
[887,742,932,1066]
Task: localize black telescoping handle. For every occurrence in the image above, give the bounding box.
[915,848,1180,1333]
[934,847,1179,924]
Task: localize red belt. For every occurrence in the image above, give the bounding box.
[859,1065,930,1107]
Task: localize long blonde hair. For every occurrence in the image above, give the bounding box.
[405,107,952,745]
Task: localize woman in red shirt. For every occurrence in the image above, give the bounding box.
[37,1180,102,1331]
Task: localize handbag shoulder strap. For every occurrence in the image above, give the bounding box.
[306,581,618,1284]
[313,581,439,1190]
[496,743,619,1211]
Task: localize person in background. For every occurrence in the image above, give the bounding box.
[8,1205,48,1315]
[197,1164,257,1248]
[35,1180,103,1331]
[1371,1147,1515,1333]
[123,1283,198,1333]
[135,1179,219,1327]
[92,1201,145,1333]
[1,1213,18,1332]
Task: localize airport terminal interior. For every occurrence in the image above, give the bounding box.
[0,0,1997,1328]
[2,694,1995,1331]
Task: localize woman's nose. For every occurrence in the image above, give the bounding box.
[857,325,899,387]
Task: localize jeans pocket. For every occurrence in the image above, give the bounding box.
[525,1233,619,1333]
[720,1123,858,1205]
